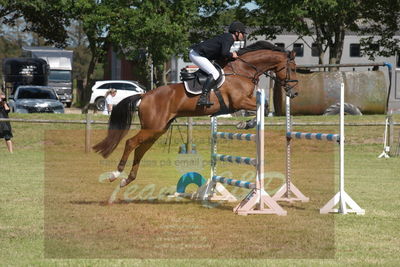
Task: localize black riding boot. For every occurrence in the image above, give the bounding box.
[197,75,215,106]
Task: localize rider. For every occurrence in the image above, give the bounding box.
[189,21,246,106]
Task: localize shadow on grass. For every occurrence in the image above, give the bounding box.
[68,198,309,212]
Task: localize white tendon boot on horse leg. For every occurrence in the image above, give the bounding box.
[120,177,134,188]
[109,171,121,182]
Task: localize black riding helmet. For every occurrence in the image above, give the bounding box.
[228,21,246,34]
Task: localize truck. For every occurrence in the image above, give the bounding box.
[22,46,73,107]
[2,58,49,98]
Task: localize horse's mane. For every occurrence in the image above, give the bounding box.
[237,41,285,56]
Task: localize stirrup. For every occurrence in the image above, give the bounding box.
[197,93,213,106]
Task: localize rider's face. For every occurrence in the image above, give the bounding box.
[238,32,245,41]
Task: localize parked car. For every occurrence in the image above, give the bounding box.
[9,86,64,113]
[89,80,146,111]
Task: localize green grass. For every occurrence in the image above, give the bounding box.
[0,113,400,266]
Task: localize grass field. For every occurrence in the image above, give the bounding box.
[1,113,400,266]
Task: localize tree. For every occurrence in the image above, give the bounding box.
[1,17,29,48]
[188,1,239,43]
[0,0,71,83]
[68,20,91,81]
[70,0,110,103]
[359,0,400,59]
[0,36,21,59]
[106,0,200,88]
[251,0,400,64]
[0,36,22,83]
[106,1,251,88]
[0,0,71,46]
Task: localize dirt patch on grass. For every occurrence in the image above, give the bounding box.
[44,129,335,259]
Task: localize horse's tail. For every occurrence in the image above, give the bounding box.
[93,94,142,158]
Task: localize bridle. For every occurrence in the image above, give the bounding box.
[226,53,299,98]
[265,54,298,98]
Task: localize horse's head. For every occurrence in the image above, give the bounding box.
[274,51,299,98]
[233,41,299,97]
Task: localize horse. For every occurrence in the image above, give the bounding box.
[93,41,299,187]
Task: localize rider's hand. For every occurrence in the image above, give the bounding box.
[232,52,238,59]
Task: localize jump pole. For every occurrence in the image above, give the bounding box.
[272,93,309,202]
[194,88,287,215]
[191,114,237,202]
[233,88,286,215]
[320,83,365,215]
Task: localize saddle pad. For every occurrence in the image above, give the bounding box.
[183,70,225,95]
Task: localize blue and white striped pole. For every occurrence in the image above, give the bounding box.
[286,132,340,142]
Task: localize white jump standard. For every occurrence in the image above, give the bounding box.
[320,83,364,214]
[194,88,287,216]
[273,83,364,214]
[378,113,392,158]
[272,90,310,203]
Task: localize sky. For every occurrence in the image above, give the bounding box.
[244,2,259,11]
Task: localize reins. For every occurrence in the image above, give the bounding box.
[225,58,263,85]
[225,54,298,98]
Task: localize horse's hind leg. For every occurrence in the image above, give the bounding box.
[120,130,165,187]
[108,129,158,182]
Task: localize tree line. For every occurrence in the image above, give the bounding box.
[0,0,399,105]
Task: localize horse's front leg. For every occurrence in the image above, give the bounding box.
[240,95,269,114]
[235,95,269,129]
[237,95,257,111]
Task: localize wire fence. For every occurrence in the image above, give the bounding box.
[1,114,399,156]
[1,117,399,126]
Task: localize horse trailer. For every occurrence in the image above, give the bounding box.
[2,58,49,98]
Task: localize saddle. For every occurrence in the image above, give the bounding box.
[180,64,225,95]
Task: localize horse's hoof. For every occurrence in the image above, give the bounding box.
[120,178,130,188]
[236,118,256,129]
[109,171,121,182]
[236,121,247,129]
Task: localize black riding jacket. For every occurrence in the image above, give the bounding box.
[191,33,235,60]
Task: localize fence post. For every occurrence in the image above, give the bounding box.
[389,112,394,156]
[85,113,92,153]
[187,117,193,153]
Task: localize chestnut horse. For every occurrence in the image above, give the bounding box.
[93,41,299,187]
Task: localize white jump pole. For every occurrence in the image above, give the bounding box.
[320,83,365,215]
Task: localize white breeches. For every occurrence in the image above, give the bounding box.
[189,49,220,80]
